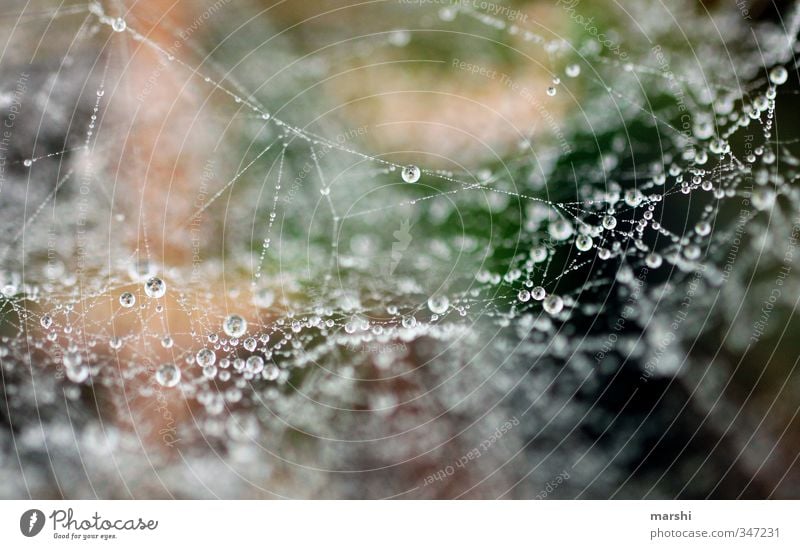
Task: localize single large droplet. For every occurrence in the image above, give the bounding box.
[402,316,417,328]
[263,362,280,381]
[769,66,788,86]
[156,364,181,388]
[602,215,617,230]
[575,235,593,252]
[223,314,247,338]
[196,348,216,367]
[694,221,711,236]
[645,253,663,269]
[119,292,136,308]
[401,165,421,183]
[144,277,166,298]
[246,355,264,375]
[427,295,449,315]
[543,294,564,315]
[112,17,127,32]
[624,189,643,207]
[565,64,581,78]
[549,219,573,241]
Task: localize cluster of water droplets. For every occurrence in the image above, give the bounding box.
[1,0,798,498]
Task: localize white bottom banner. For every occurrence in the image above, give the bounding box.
[0,500,796,548]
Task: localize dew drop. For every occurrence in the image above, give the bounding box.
[401,316,417,328]
[222,314,247,338]
[549,219,574,241]
[119,292,136,308]
[575,235,593,252]
[769,66,788,86]
[543,295,564,315]
[262,362,280,381]
[111,17,127,32]
[602,215,617,230]
[401,165,421,183]
[196,348,216,367]
[427,295,449,315]
[645,253,663,268]
[246,355,264,375]
[694,221,711,236]
[624,189,643,207]
[144,277,166,298]
[565,64,581,78]
[155,364,181,388]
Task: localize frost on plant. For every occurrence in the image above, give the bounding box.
[1,0,800,498]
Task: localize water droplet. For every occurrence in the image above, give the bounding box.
[262,362,280,381]
[543,295,564,315]
[222,314,247,338]
[549,218,574,241]
[769,66,788,86]
[196,348,216,367]
[575,235,593,251]
[144,277,166,298]
[645,253,663,268]
[546,86,557,96]
[119,292,136,308]
[566,64,580,78]
[112,17,127,32]
[531,286,546,301]
[155,364,181,388]
[694,221,711,236]
[624,189,643,207]
[23,159,32,167]
[401,165,421,183]
[427,295,449,315]
[517,290,531,302]
[40,314,52,329]
[602,215,617,230]
[401,316,417,328]
[246,355,264,375]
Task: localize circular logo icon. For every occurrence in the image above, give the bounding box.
[20,509,45,537]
